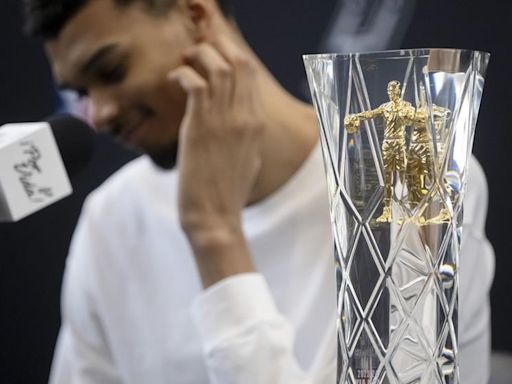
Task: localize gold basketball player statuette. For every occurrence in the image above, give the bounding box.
[343,80,451,225]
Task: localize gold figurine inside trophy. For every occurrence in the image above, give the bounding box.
[344,80,451,225]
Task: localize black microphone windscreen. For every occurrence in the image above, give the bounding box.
[46,114,95,176]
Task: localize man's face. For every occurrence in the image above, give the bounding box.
[46,0,195,168]
[387,83,400,102]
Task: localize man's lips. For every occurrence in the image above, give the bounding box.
[112,118,146,147]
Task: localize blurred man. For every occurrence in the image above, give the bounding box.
[25,0,494,383]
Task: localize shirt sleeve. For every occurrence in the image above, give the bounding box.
[192,273,334,384]
[49,198,122,384]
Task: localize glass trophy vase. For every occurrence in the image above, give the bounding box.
[303,49,489,384]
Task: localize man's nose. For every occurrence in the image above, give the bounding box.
[88,92,120,132]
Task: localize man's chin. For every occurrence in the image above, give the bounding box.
[146,141,179,170]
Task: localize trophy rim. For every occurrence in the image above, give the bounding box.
[302,48,491,62]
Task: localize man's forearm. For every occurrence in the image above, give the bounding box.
[185,224,255,289]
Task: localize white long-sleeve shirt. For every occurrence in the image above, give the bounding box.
[49,144,494,384]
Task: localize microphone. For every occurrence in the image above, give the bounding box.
[0,115,95,222]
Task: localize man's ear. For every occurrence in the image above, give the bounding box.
[185,0,218,42]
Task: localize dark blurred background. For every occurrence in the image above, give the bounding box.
[0,0,510,382]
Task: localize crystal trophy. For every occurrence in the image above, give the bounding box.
[303,49,489,383]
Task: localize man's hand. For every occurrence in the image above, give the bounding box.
[168,36,264,287]
[344,114,360,134]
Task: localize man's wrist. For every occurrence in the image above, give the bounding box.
[185,223,255,288]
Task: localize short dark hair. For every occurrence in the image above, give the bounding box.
[24,0,233,39]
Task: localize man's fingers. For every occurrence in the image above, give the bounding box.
[170,39,262,142]
[167,66,208,114]
[211,35,254,108]
[183,43,233,107]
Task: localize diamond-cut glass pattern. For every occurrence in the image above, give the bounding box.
[304,49,489,384]
[348,227,383,313]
